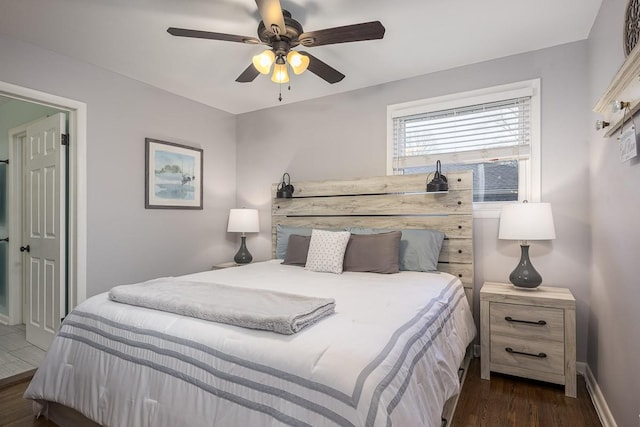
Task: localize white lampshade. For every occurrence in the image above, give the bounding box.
[499,202,556,241]
[227,209,259,233]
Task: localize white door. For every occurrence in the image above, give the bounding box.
[24,113,66,350]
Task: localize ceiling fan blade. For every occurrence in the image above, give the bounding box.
[255,0,286,36]
[235,64,260,83]
[299,21,385,47]
[167,27,261,44]
[300,52,345,84]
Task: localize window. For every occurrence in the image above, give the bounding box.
[387,80,540,215]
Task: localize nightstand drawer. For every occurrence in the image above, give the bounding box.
[490,302,564,342]
[490,334,564,375]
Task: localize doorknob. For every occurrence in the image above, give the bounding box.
[20,245,30,253]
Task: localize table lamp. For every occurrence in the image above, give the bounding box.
[498,201,556,288]
[227,208,259,264]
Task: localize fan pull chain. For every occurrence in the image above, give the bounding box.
[278,81,283,102]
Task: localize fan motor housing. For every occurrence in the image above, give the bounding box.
[257,10,303,47]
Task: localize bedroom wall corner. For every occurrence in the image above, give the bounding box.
[587,0,640,426]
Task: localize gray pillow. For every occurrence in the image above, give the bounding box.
[343,231,401,274]
[281,235,311,266]
[347,227,445,272]
[275,225,312,259]
[399,229,445,272]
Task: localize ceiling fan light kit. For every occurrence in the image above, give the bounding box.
[271,62,289,83]
[167,0,385,100]
[287,51,309,75]
[252,50,275,74]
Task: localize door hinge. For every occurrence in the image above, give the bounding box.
[61,133,69,146]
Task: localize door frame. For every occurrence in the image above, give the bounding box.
[6,128,25,324]
[1,80,87,325]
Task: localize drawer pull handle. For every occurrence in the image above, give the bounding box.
[505,316,546,326]
[505,347,547,358]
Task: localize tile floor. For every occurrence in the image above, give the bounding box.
[0,323,46,382]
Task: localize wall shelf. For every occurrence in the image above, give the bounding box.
[593,41,640,137]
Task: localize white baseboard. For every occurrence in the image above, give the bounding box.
[579,362,618,427]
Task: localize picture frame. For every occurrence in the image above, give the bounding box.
[145,138,203,209]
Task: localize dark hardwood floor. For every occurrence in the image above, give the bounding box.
[0,376,56,427]
[451,358,602,427]
[0,358,602,427]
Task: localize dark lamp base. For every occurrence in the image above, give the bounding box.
[509,244,542,289]
[233,236,253,264]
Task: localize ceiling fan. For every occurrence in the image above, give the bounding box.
[167,0,385,92]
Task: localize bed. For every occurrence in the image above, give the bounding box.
[24,172,476,427]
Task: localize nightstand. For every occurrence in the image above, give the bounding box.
[480,282,576,398]
[211,261,244,270]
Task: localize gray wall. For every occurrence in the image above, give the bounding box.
[0,35,238,296]
[237,41,592,362]
[588,1,640,426]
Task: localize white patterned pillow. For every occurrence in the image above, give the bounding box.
[305,229,351,274]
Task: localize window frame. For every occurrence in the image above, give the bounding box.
[386,79,541,218]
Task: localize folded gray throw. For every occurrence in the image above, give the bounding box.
[108,278,335,335]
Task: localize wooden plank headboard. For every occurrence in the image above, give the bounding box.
[271,172,474,307]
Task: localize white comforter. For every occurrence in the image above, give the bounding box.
[25,260,476,427]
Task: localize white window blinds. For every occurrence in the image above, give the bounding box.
[392,96,532,172]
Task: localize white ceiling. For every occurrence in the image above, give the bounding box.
[0,0,602,115]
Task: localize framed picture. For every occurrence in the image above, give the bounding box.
[145,138,203,209]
